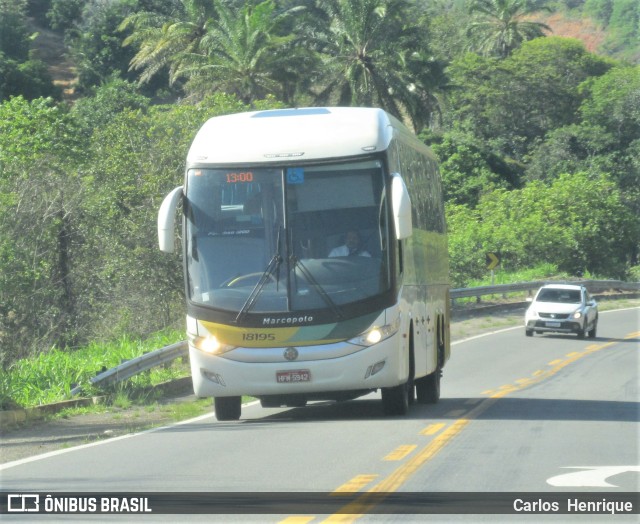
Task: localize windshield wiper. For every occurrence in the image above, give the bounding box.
[291,256,343,320]
[236,228,283,323]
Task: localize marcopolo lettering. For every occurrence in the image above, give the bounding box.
[262,315,314,325]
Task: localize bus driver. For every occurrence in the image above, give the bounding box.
[328,230,371,257]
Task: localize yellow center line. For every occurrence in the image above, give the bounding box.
[332,474,379,495]
[280,518,316,524]
[420,422,446,436]
[316,334,634,523]
[383,445,417,461]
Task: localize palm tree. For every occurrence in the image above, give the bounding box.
[119,0,217,85]
[311,0,447,131]
[176,0,308,103]
[122,0,308,104]
[467,0,552,58]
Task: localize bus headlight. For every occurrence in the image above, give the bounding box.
[349,317,400,347]
[189,334,236,355]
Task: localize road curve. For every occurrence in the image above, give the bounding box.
[1,308,638,521]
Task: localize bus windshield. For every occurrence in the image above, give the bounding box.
[185,159,391,317]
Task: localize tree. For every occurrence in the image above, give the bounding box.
[312,0,447,131]
[66,0,142,90]
[467,0,552,58]
[176,0,307,103]
[466,173,638,278]
[0,97,86,367]
[122,0,307,102]
[120,0,217,88]
[426,130,519,207]
[0,0,30,61]
[447,38,614,160]
[0,0,58,101]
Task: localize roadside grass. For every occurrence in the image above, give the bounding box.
[463,263,569,288]
[0,330,187,410]
[1,272,637,415]
[453,265,625,305]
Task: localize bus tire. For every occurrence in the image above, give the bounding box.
[416,368,441,404]
[214,396,241,421]
[381,382,409,416]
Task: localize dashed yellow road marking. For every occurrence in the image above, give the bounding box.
[383,445,416,461]
[315,332,636,522]
[547,359,563,366]
[279,517,316,524]
[319,416,478,523]
[420,423,446,436]
[332,474,378,494]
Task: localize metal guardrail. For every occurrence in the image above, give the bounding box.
[72,280,638,395]
[450,279,639,301]
[70,341,188,396]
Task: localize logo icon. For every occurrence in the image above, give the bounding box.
[8,494,40,512]
[283,347,299,361]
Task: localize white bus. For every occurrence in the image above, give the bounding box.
[158,107,450,420]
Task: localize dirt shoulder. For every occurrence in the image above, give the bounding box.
[2,297,636,465]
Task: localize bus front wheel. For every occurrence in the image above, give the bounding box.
[381,382,409,416]
[214,396,241,421]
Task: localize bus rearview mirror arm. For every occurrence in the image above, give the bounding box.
[391,174,412,240]
[158,186,183,253]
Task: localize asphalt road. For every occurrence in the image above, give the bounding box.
[1,308,638,522]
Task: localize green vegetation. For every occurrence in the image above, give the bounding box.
[0,330,186,408]
[1,0,639,410]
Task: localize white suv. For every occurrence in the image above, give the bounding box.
[525,284,598,338]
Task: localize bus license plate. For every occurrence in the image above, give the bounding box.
[546,322,561,328]
[277,370,311,383]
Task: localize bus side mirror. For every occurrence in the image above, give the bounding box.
[158,186,183,253]
[391,174,412,240]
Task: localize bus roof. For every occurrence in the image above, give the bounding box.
[186,107,413,165]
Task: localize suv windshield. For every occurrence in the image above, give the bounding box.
[185,160,391,316]
[536,288,581,304]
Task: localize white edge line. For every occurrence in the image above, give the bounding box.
[2,308,636,470]
[451,326,521,346]
[1,401,260,471]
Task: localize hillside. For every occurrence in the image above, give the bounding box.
[533,12,607,53]
[29,22,78,101]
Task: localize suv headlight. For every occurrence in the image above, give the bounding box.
[572,310,583,319]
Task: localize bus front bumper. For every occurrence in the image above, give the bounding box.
[188,337,405,398]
